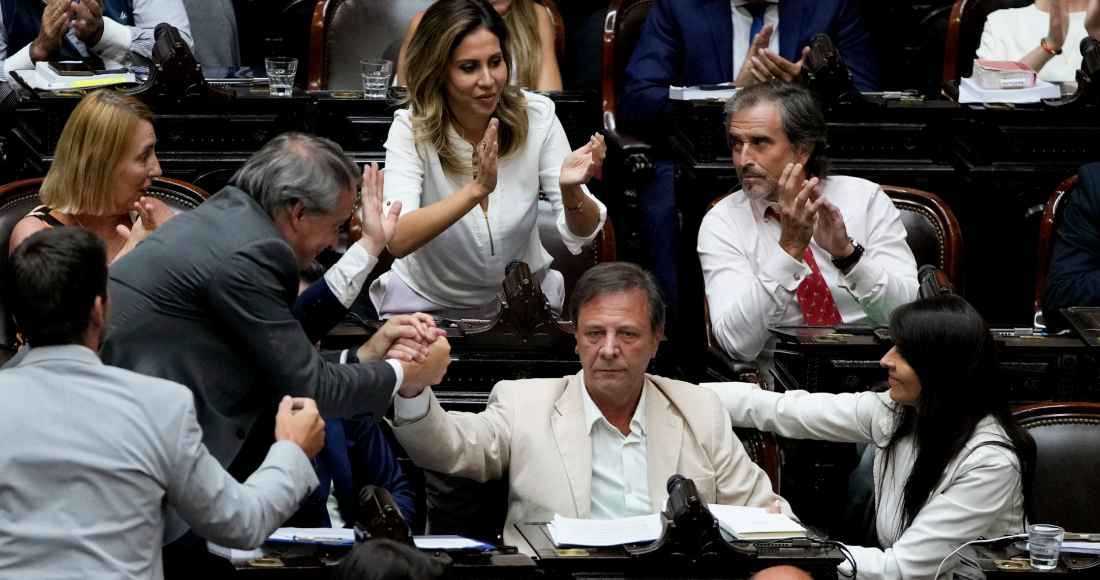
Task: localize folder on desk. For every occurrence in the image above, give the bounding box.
[709,505,806,540]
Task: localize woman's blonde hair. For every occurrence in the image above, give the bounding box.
[402,0,528,176]
[503,0,542,89]
[39,90,154,216]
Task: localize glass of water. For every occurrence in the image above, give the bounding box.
[1029,524,1064,570]
[265,57,297,97]
[361,59,393,100]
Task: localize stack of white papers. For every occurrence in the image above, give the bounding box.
[413,536,495,550]
[709,505,806,540]
[546,514,663,547]
[958,77,1060,104]
[670,85,740,101]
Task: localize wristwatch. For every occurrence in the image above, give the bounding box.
[831,238,864,271]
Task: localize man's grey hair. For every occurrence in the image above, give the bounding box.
[230,132,362,218]
[569,262,666,333]
[723,82,830,179]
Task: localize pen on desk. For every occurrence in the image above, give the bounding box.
[293,536,347,544]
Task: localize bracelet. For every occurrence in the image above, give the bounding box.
[1041,37,1063,56]
[564,198,584,211]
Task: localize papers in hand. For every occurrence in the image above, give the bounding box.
[546,514,663,547]
[958,77,1060,104]
[670,85,740,101]
[709,505,806,540]
[268,527,354,545]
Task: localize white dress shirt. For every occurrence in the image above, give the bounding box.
[976,5,1088,83]
[0,0,193,81]
[698,176,919,380]
[381,91,607,309]
[730,0,780,80]
[582,379,652,520]
[704,384,1026,580]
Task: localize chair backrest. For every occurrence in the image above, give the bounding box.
[1033,176,1077,327]
[881,186,965,296]
[942,0,1033,83]
[700,184,965,348]
[1013,402,1100,531]
[601,0,654,120]
[0,177,209,355]
[308,0,435,91]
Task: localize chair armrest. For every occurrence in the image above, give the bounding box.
[603,126,652,154]
[918,265,954,298]
[704,345,766,387]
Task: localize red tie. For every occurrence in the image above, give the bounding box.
[765,208,843,326]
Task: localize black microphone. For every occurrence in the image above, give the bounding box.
[1082,37,1100,81]
[354,485,414,545]
[665,474,703,522]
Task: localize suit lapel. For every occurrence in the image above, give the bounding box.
[778,0,804,63]
[644,377,683,513]
[552,375,592,518]
[704,0,734,81]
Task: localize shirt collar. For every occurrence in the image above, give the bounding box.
[13,344,103,367]
[580,374,648,437]
[748,194,780,221]
[731,0,779,7]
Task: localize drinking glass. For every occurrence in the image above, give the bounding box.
[265,57,297,97]
[361,59,393,99]
[1029,524,1064,570]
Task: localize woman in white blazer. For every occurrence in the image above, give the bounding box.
[367,0,607,320]
[707,295,1036,580]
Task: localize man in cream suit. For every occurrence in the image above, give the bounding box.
[391,262,792,552]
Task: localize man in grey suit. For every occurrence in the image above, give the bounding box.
[100,133,451,548]
[0,228,326,580]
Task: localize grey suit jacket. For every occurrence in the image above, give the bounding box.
[391,373,791,552]
[0,345,318,580]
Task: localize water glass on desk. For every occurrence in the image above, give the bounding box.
[361,59,392,99]
[1029,524,1065,570]
[265,57,297,97]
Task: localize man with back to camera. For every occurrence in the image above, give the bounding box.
[698,82,918,382]
[615,0,879,335]
[389,262,792,553]
[0,227,326,580]
[0,0,193,81]
[99,133,451,555]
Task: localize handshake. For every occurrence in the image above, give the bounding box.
[357,313,452,398]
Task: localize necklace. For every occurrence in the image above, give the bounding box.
[72,214,85,229]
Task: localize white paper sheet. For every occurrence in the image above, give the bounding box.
[268,527,354,545]
[546,513,663,547]
[413,535,495,550]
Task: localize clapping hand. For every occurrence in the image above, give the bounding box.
[356,162,401,257]
[31,0,71,63]
[735,24,774,87]
[559,133,606,188]
[1086,0,1100,40]
[70,0,104,47]
[113,197,169,263]
[473,119,500,199]
[810,189,854,263]
[776,163,828,261]
[1048,0,1070,53]
[749,46,810,84]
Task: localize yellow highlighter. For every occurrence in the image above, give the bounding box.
[70,76,128,88]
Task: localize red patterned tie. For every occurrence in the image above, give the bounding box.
[765,208,843,326]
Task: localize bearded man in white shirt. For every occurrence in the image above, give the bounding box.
[698,82,919,382]
[390,262,791,553]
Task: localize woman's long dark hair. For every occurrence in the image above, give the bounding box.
[880,295,1035,536]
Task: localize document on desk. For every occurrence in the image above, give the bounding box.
[709,505,806,540]
[268,527,355,545]
[546,513,663,547]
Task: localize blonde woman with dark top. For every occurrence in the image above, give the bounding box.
[9,90,174,262]
[396,0,562,90]
[364,0,604,320]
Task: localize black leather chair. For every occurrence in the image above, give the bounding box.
[0,177,210,362]
[1033,175,1077,329]
[881,185,965,296]
[1014,402,1100,532]
[308,0,434,91]
[943,0,1032,83]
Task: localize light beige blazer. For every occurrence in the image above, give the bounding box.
[391,372,792,551]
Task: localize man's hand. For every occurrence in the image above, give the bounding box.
[1086,0,1100,40]
[776,163,827,262]
[31,0,71,64]
[749,46,809,84]
[356,162,401,257]
[734,23,773,88]
[70,0,104,47]
[810,190,854,265]
[357,313,440,362]
[274,396,326,459]
[397,336,452,398]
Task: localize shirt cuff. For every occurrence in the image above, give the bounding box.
[760,244,813,293]
[393,386,431,424]
[5,43,34,76]
[323,243,378,309]
[836,255,882,299]
[386,359,404,396]
[91,17,132,62]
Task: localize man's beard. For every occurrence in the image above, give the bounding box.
[738,169,777,200]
